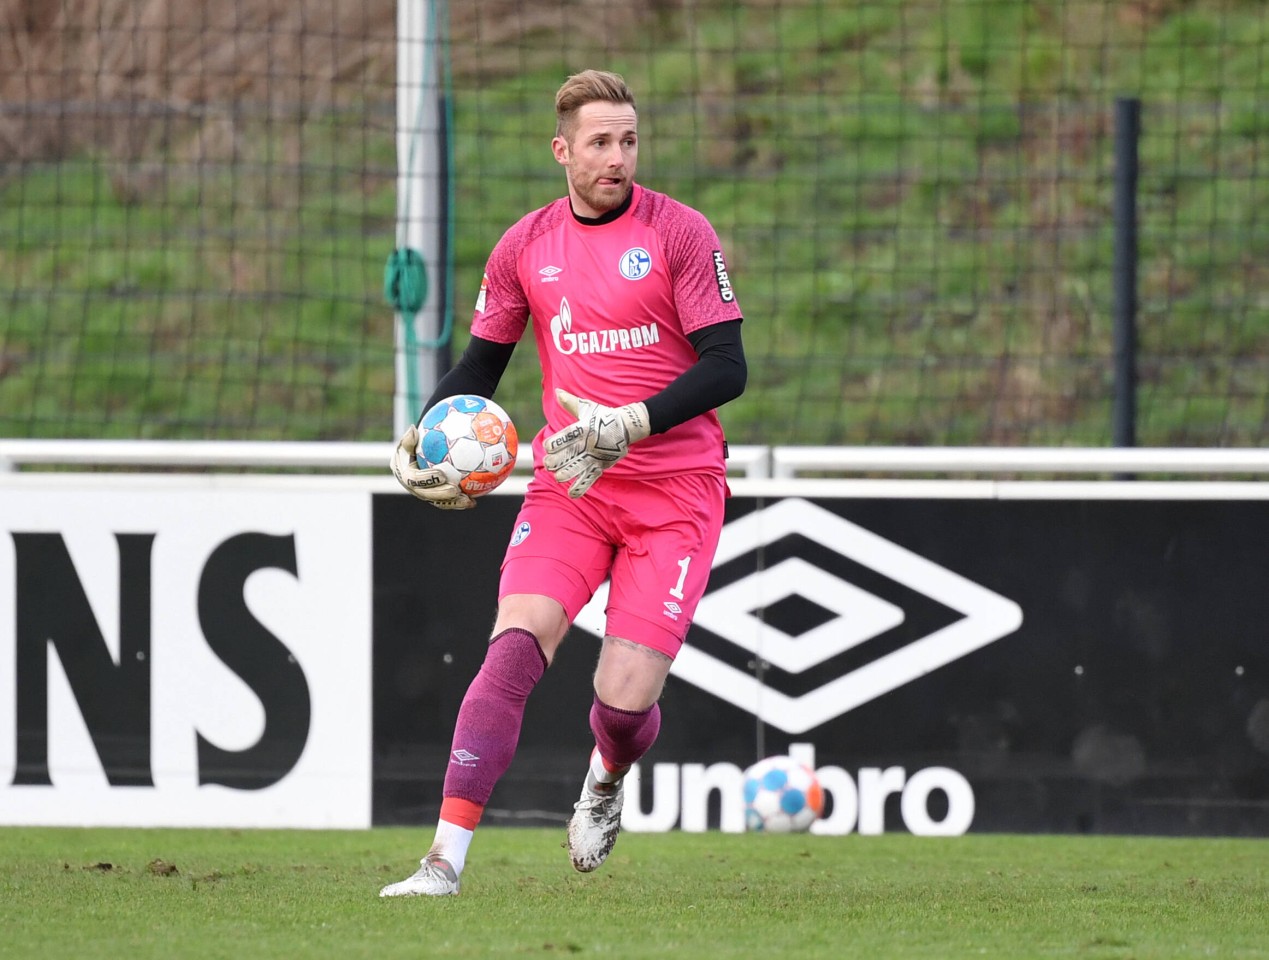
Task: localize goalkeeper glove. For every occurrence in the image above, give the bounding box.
[390,425,476,510]
[542,388,651,499]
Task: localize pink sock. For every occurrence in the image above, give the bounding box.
[589,695,662,772]
[443,628,547,805]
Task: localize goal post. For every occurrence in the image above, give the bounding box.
[392,0,452,436]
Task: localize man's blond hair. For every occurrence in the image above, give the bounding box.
[554,69,636,141]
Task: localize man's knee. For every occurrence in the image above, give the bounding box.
[592,635,671,710]
[493,593,570,661]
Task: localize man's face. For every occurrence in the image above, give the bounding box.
[553,100,638,218]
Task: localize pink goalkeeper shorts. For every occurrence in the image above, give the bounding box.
[498,469,727,659]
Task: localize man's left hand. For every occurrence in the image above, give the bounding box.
[543,388,651,498]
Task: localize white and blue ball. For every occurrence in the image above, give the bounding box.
[742,755,825,833]
[415,394,518,498]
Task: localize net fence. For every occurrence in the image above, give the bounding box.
[2,0,1265,447]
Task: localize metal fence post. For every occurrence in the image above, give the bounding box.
[1112,97,1141,455]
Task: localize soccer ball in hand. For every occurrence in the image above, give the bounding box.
[415,395,518,498]
[742,755,825,833]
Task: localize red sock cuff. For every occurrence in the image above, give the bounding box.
[599,751,626,774]
[439,796,485,831]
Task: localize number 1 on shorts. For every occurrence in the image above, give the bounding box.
[669,555,691,600]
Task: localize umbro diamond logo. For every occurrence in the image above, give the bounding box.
[451,749,479,766]
[573,498,1023,734]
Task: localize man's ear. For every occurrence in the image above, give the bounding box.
[552,136,570,166]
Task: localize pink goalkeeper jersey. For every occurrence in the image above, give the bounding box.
[471,183,743,481]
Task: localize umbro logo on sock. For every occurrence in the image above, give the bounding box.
[450,749,479,766]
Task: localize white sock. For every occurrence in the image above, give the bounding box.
[590,747,629,785]
[429,819,474,876]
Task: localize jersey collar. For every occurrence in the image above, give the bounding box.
[570,183,638,226]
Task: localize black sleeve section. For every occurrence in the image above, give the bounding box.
[641,319,747,435]
[418,336,517,422]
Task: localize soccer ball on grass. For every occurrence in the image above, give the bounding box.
[415,394,518,498]
[742,754,825,833]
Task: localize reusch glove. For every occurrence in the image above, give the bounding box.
[542,388,651,499]
[390,425,476,510]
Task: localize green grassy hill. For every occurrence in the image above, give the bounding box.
[1,0,1265,448]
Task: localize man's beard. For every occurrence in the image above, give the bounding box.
[570,172,630,214]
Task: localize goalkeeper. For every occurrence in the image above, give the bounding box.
[383,68,747,897]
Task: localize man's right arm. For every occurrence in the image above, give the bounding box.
[420,336,518,417]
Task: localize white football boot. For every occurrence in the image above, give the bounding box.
[379,855,460,897]
[566,767,624,873]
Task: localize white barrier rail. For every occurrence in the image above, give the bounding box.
[1,441,1265,501]
[770,446,1269,477]
[0,440,1266,478]
[2,438,1269,476]
[0,440,391,471]
[0,440,774,478]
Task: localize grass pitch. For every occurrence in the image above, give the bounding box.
[1,827,1266,959]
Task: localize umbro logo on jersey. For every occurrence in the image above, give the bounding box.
[538,265,563,282]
